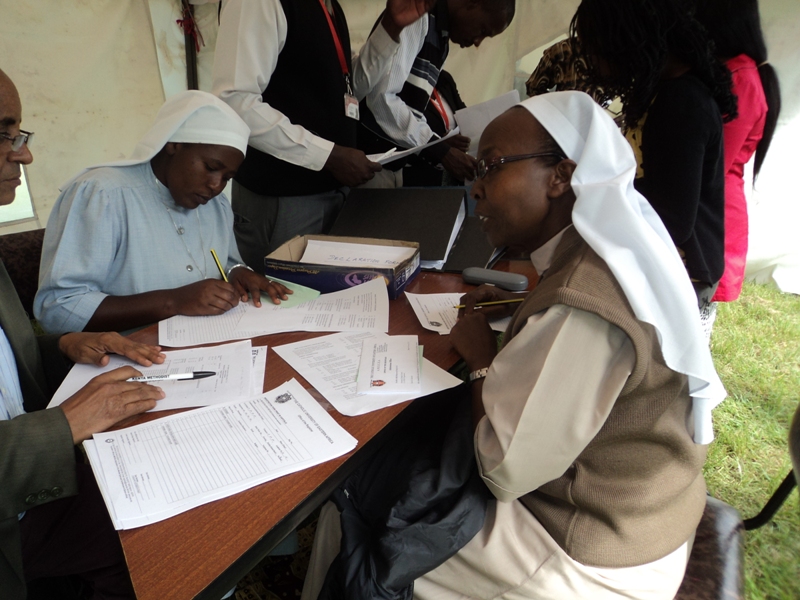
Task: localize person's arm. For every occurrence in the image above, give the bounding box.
[362,17,434,148]
[454,304,635,502]
[634,80,721,246]
[212,0,334,171]
[0,334,164,519]
[84,282,240,332]
[35,179,123,334]
[351,0,435,99]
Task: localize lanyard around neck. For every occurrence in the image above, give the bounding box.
[430,89,450,130]
[317,0,349,79]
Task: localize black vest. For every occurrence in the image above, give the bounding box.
[234,0,357,197]
[358,3,450,157]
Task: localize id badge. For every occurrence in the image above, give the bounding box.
[344,93,360,120]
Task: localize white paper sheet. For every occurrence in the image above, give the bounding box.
[454,90,520,156]
[405,292,512,335]
[48,341,254,412]
[158,302,263,347]
[251,346,268,396]
[274,332,462,416]
[300,239,417,269]
[233,277,389,335]
[367,128,460,164]
[84,379,357,530]
[159,278,389,347]
[356,335,421,395]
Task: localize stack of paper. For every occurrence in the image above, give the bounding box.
[159,277,389,347]
[47,340,263,412]
[300,239,417,269]
[274,332,461,416]
[84,379,357,529]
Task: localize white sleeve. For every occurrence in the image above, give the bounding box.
[212,0,334,172]
[351,22,401,101]
[475,305,636,502]
[363,17,434,148]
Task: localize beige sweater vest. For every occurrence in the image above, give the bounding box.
[504,228,707,568]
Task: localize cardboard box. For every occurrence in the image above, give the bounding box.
[263,235,420,300]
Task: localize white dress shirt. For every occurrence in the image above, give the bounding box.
[212,0,402,172]
[362,17,435,148]
[0,327,25,421]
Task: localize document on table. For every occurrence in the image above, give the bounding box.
[405,292,512,335]
[274,332,462,416]
[83,379,357,530]
[267,276,321,308]
[356,335,421,395]
[48,341,254,412]
[251,346,268,396]
[233,277,389,335]
[159,278,389,347]
[367,128,460,164]
[455,90,520,156]
[300,239,417,269]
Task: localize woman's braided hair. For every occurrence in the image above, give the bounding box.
[569,0,737,129]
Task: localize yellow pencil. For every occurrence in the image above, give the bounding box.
[453,298,525,309]
[210,248,228,282]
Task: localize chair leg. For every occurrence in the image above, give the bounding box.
[743,471,796,530]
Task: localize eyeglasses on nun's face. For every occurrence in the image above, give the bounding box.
[476,152,566,179]
[1,130,33,152]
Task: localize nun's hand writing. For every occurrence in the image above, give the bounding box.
[229,267,292,307]
[172,280,239,316]
[457,285,525,319]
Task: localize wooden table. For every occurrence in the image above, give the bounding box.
[119,262,536,600]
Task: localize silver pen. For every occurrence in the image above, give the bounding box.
[127,371,216,382]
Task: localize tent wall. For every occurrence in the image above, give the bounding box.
[0,0,165,234]
[0,0,797,291]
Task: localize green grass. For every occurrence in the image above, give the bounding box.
[705,282,800,600]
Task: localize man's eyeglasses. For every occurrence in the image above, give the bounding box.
[477,152,566,179]
[1,130,33,152]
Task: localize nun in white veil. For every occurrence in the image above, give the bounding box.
[302,91,726,600]
[35,90,290,335]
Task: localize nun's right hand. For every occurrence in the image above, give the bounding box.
[173,280,240,316]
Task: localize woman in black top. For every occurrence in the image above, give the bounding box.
[569,0,737,330]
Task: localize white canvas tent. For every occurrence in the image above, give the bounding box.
[1,0,798,291]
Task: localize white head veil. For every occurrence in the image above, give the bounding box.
[519,91,726,444]
[61,90,250,189]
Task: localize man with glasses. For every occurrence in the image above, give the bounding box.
[0,69,168,600]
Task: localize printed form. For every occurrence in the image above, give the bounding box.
[159,278,389,347]
[48,341,254,412]
[274,332,461,416]
[405,292,512,335]
[84,379,357,529]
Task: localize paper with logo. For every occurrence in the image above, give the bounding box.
[356,335,421,395]
[405,292,512,335]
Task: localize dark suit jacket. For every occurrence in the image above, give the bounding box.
[0,261,75,600]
